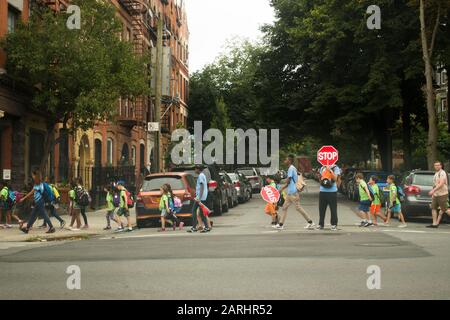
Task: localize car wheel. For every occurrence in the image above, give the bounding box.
[214,199,223,216]
[223,197,229,213]
[228,196,233,208]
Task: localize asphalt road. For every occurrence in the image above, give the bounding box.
[1,181,450,300]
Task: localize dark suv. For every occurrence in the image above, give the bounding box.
[170,165,229,216]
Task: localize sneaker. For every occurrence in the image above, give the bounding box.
[426,225,439,229]
[187,228,197,233]
[179,222,185,230]
[115,227,124,232]
[363,222,373,228]
[359,221,367,227]
[126,227,133,232]
[46,227,56,234]
[20,227,29,234]
[103,226,112,230]
[158,228,166,232]
[70,228,81,231]
[331,225,338,231]
[316,225,324,230]
[398,224,407,228]
[5,224,12,229]
[200,228,211,233]
[274,224,284,230]
[82,225,89,230]
[60,221,66,229]
[304,223,315,230]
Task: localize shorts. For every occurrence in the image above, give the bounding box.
[370,204,381,214]
[106,209,116,218]
[358,200,371,213]
[432,195,449,212]
[264,203,277,216]
[161,209,168,217]
[117,207,130,217]
[390,204,401,213]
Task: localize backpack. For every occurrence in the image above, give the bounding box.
[296,173,307,193]
[124,189,134,209]
[364,183,375,200]
[173,196,182,209]
[51,184,61,203]
[112,192,121,208]
[14,191,22,204]
[168,196,176,212]
[320,166,336,188]
[42,182,55,204]
[76,186,91,207]
[3,187,16,208]
[397,186,405,203]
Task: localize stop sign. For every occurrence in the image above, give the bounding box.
[260,185,280,203]
[317,146,339,166]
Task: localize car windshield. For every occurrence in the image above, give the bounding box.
[412,174,434,186]
[238,169,255,176]
[142,177,185,192]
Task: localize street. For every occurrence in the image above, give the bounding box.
[0,181,449,300]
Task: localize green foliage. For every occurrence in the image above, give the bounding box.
[1,0,150,131]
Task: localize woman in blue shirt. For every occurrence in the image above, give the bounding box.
[19,170,55,234]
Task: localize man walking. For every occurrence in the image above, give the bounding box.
[188,165,210,233]
[427,161,448,228]
[275,155,315,230]
[317,163,341,231]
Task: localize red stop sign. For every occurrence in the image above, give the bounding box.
[317,146,339,166]
[260,186,280,203]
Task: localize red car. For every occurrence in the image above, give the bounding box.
[135,173,196,228]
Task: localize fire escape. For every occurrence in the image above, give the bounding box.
[117,0,151,129]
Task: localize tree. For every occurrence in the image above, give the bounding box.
[1,0,150,174]
[416,0,450,168]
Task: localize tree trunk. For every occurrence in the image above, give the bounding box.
[39,125,56,179]
[419,0,439,170]
[402,109,412,171]
[374,111,393,172]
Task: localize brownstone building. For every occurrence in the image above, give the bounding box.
[0,0,189,201]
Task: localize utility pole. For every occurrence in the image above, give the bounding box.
[154,15,163,172]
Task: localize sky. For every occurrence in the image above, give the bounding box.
[185,0,275,73]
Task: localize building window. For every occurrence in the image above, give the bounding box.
[107,138,114,165]
[441,99,448,123]
[131,146,136,166]
[8,6,20,33]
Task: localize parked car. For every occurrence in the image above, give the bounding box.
[220,171,239,208]
[402,170,450,221]
[136,173,196,228]
[170,165,228,216]
[237,167,262,193]
[227,172,252,203]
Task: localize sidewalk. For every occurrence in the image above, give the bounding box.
[0,208,136,242]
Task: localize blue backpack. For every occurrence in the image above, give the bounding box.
[42,182,55,203]
[397,186,405,203]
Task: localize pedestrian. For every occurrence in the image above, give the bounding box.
[264,177,280,226]
[158,184,171,232]
[276,155,315,230]
[74,178,90,229]
[317,161,341,231]
[427,161,448,228]
[385,175,407,228]
[104,185,123,231]
[19,170,55,234]
[68,182,82,231]
[39,177,66,229]
[166,183,184,231]
[0,181,24,228]
[368,176,387,226]
[117,181,133,232]
[187,165,210,233]
[355,173,373,227]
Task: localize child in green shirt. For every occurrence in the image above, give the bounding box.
[368,176,387,226]
[385,175,407,228]
[104,186,122,231]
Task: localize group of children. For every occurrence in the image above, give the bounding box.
[103,181,134,232]
[356,174,407,228]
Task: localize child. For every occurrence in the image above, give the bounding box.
[385,175,407,228]
[166,184,184,231]
[104,185,123,230]
[159,184,171,232]
[355,173,373,227]
[117,182,132,232]
[68,182,82,231]
[0,181,24,228]
[19,170,55,234]
[368,176,387,226]
[264,177,280,226]
[40,177,66,229]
